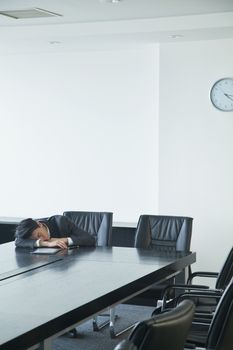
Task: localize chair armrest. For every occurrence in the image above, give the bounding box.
[176,289,222,306]
[162,284,210,309]
[188,271,218,284]
[178,289,222,298]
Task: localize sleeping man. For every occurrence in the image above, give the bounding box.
[15,215,95,249]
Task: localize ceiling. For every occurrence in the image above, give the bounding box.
[1,0,233,54]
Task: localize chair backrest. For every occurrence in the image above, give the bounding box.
[215,246,233,290]
[115,300,195,350]
[134,215,193,252]
[63,211,113,246]
[207,277,233,350]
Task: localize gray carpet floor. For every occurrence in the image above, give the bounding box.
[53,304,154,350]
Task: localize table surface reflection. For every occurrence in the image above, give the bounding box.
[0,242,196,350]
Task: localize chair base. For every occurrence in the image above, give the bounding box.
[92,312,118,332]
[109,307,136,338]
[67,328,79,338]
[110,322,136,338]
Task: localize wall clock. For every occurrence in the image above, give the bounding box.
[210,77,233,111]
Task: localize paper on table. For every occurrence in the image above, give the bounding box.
[31,248,61,255]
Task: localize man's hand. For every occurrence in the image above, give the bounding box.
[39,238,68,249]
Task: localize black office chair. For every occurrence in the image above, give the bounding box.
[63,210,113,336]
[130,215,193,306]
[114,300,195,350]
[109,214,193,337]
[63,211,112,247]
[184,277,233,349]
[115,279,233,350]
[158,246,233,316]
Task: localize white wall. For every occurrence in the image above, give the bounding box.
[159,38,233,274]
[1,38,232,274]
[0,46,159,221]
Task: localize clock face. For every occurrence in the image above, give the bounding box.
[210,78,233,111]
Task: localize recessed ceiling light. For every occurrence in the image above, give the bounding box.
[99,0,122,4]
[49,41,61,45]
[168,34,184,39]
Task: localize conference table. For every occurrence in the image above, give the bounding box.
[0,242,196,350]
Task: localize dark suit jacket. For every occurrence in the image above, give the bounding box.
[15,215,96,249]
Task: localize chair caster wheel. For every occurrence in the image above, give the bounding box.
[68,328,78,338]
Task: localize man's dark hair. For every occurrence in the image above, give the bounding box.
[15,218,39,240]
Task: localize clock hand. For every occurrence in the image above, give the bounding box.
[218,86,233,99]
[224,93,233,101]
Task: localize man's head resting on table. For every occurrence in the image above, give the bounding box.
[15,219,49,241]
